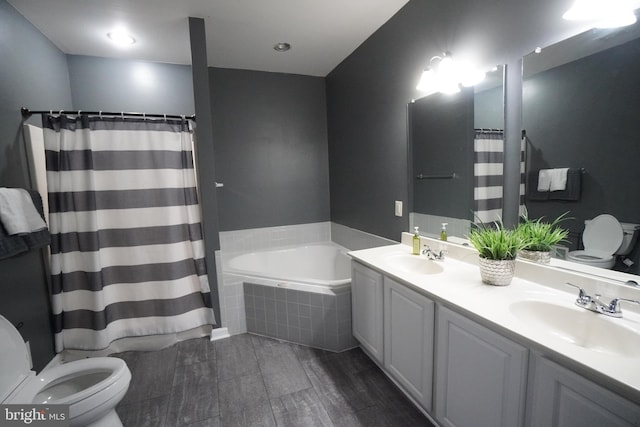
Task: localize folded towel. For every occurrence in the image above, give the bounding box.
[549,168,569,191]
[0,188,47,235]
[527,172,550,200]
[0,223,29,259]
[0,190,51,260]
[537,169,552,191]
[549,168,582,201]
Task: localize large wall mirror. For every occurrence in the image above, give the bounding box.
[522,21,640,278]
[408,65,505,240]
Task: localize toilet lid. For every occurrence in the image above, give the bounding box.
[583,214,624,255]
[0,315,31,403]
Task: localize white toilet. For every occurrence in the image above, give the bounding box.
[0,315,131,427]
[567,214,640,269]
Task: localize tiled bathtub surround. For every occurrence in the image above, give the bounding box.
[219,222,332,335]
[219,222,332,254]
[244,283,357,352]
[218,222,395,336]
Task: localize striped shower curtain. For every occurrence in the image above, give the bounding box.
[43,114,215,352]
[474,131,504,223]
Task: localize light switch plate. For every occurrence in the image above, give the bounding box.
[395,200,403,217]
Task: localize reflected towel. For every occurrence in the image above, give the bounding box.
[549,168,569,191]
[527,172,550,200]
[537,169,552,191]
[0,188,47,235]
[549,168,582,201]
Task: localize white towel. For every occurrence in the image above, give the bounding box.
[549,168,569,191]
[537,169,552,191]
[0,188,47,235]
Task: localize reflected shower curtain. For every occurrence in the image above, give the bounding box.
[43,114,215,352]
[474,131,504,223]
[519,136,527,217]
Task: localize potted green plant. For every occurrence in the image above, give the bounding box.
[468,221,527,286]
[516,213,570,263]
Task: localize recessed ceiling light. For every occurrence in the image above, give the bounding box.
[107,30,136,46]
[273,42,291,52]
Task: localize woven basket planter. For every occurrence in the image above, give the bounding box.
[518,249,551,264]
[478,257,516,286]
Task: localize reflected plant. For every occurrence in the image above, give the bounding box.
[517,212,570,252]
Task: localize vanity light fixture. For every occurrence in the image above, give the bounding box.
[562,0,637,28]
[107,30,136,46]
[416,52,486,95]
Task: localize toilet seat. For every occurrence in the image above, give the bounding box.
[567,214,624,269]
[11,357,129,405]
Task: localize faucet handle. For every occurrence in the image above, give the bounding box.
[565,282,590,304]
[606,297,640,317]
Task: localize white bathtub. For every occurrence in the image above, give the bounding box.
[224,241,356,351]
[224,242,351,292]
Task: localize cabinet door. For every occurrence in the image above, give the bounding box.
[384,277,435,412]
[527,355,640,427]
[435,305,528,427]
[351,261,384,363]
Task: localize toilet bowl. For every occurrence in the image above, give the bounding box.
[0,315,131,427]
[567,214,637,269]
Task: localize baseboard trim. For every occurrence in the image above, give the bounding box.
[210,327,230,341]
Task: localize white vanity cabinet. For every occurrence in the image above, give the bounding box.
[351,261,384,364]
[435,305,529,427]
[383,276,435,412]
[527,355,640,427]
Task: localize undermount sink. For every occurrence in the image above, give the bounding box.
[509,300,640,358]
[384,253,444,275]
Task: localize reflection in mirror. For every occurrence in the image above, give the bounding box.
[522,22,640,278]
[408,65,505,240]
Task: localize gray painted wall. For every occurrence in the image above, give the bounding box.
[0,0,72,371]
[210,68,330,231]
[326,0,594,240]
[68,55,194,114]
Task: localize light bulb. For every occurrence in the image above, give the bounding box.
[563,0,636,28]
[416,68,438,93]
[107,30,135,46]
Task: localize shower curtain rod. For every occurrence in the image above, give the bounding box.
[21,107,196,121]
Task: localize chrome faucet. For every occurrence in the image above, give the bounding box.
[422,245,446,261]
[565,282,640,318]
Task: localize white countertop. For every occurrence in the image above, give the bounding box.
[349,237,640,404]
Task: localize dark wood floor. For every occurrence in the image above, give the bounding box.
[114,333,433,426]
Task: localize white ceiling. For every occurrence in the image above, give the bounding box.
[8,0,409,77]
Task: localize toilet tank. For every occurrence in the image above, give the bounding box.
[618,222,640,255]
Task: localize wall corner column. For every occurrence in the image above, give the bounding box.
[189,17,222,325]
[502,59,523,228]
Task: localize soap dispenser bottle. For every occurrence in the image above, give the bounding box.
[440,223,448,241]
[413,226,420,255]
